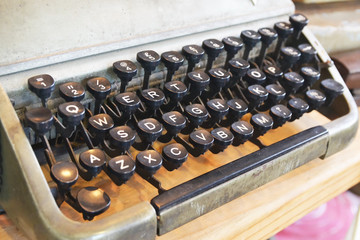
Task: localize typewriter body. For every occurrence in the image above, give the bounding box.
[0,0,358,239]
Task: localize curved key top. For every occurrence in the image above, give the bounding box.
[189,129,214,154]
[305,89,326,111]
[263,65,283,84]
[77,187,111,220]
[137,50,161,89]
[162,143,188,170]
[244,68,266,86]
[140,88,165,110]
[211,127,234,150]
[320,79,344,106]
[114,92,140,115]
[113,60,137,92]
[206,98,229,121]
[289,13,309,38]
[240,30,261,60]
[25,107,54,134]
[136,150,163,176]
[250,113,273,137]
[108,155,136,184]
[186,70,210,91]
[50,161,79,190]
[79,149,106,177]
[109,126,136,152]
[245,84,269,110]
[300,66,320,89]
[202,39,224,71]
[298,44,317,64]
[231,120,254,144]
[228,58,250,77]
[86,77,111,100]
[161,51,185,82]
[182,44,205,73]
[222,36,243,57]
[274,22,294,39]
[162,111,187,136]
[137,118,163,143]
[88,114,114,137]
[288,98,309,121]
[269,104,292,128]
[28,74,55,102]
[185,104,209,127]
[58,101,85,126]
[163,81,187,102]
[281,72,304,94]
[227,99,248,120]
[265,84,286,105]
[59,82,85,102]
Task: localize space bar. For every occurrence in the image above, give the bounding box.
[151,126,328,235]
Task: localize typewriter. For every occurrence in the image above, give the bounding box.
[0,0,358,239]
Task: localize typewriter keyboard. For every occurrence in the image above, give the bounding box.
[21,13,345,225]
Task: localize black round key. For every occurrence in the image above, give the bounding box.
[211,127,234,149]
[108,155,136,183]
[231,120,254,144]
[163,81,187,101]
[182,45,205,73]
[228,58,250,77]
[251,113,273,137]
[162,111,186,135]
[161,51,184,72]
[208,68,231,88]
[281,72,304,93]
[25,107,54,134]
[227,99,248,119]
[140,88,165,110]
[274,22,294,39]
[289,13,309,33]
[244,68,266,85]
[88,114,114,135]
[136,50,161,71]
[320,79,344,105]
[79,149,106,176]
[113,60,137,81]
[136,150,162,175]
[186,70,210,90]
[86,77,111,100]
[300,66,320,88]
[109,126,136,152]
[189,129,214,153]
[263,65,283,84]
[114,92,140,114]
[246,84,269,109]
[137,118,163,143]
[279,46,301,66]
[113,60,137,92]
[77,187,111,220]
[202,39,224,58]
[241,30,261,48]
[298,44,317,63]
[162,143,188,170]
[58,101,85,126]
[206,99,229,120]
[258,27,278,46]
[223,36,243,54]
[185,104,209,127]
[265,84,286,104]
[288,98,309,121]
[28,74,55,100]
[59,82,85,102]
[305,89,326,111]
[269,104,292,128]
[50,161,78,190]
[182,45,205,63]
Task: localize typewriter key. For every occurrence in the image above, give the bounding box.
[231,120,254,145]
[88,114,114,137]
[227,99,248,120]
[162,111,187,136]
[289,13,309,39]
[25,107,54,134]
[77,187,111,220]
[136,150,163,176]
[185,104,209,127]
[86,77,111,100]
[113,60,137,92]
[50,161,79,191]
[244,68,266,85]
[288,98,309,121]
[265,84,286,104]
[263,65,283,84]
[59,82,85,102]
[162,143,188,170]
[108,155,136,183]
[137,118,163,143]
[189,129,214,153]
[281,72,304,94]
[161,51,184,82]
[137,50,161,89]
[305,89,326,111]
[163,81,187,102]
[140,88,165,110]
[257,27,278,66]
[114,92,140,115]
[251,113,273,137]
[28,74,55,105]
[79,149,106,176]
[182,44,205,74]
[320,79,344,106]
[245,84,269,110]
[270,104,292,128]
[58,101,85,126]
[109,126,136,152]
[240,30,261,60]
[298,44,317,64]
[222,36,243,68]
[300,66,320,88]
[211,127,234,150]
